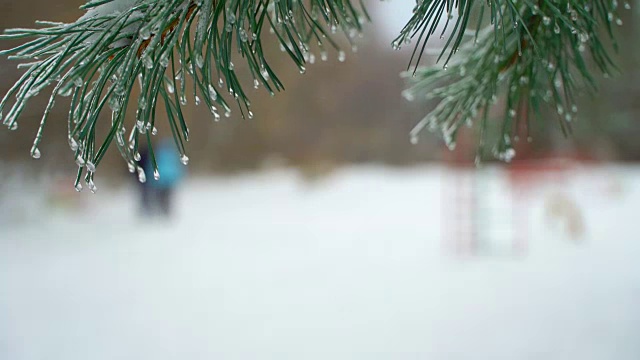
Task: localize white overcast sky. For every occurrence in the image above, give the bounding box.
[371,1,455,50]
[371,1,416,41]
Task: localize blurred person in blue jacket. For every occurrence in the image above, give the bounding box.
[138,138,185,217]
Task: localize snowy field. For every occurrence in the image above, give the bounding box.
[1,165,640,360]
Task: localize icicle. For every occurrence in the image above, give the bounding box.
[30,146,41,159]
[88,179,98,194]
[210,106,220,121]
[160,54,169,68]
[69,138,78,151]
[195,54,204,69]
[137,166,146,183]
[239,29,248,42]
[86,161,96,172]
[208,84,217,100]
[75,155,85,167]
[139,26,151,40]
[503,148,516,162]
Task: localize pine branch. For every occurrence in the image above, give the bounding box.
[0,0,366,192]
[400,0,628,162]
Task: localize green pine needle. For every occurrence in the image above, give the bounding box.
[399,0,626,162]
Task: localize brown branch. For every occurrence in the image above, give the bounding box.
[500,37,530,73]
[499,10,542,74]
[137,2,199,57]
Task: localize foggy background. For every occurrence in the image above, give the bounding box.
[1,1,640,360]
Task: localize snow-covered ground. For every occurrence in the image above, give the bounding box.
[1,165,639,360]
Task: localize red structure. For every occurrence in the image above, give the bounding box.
[441,127,593,257]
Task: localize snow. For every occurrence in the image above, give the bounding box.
[1,165,639,360]
[78,0,147,48]
[80,0,140,21]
